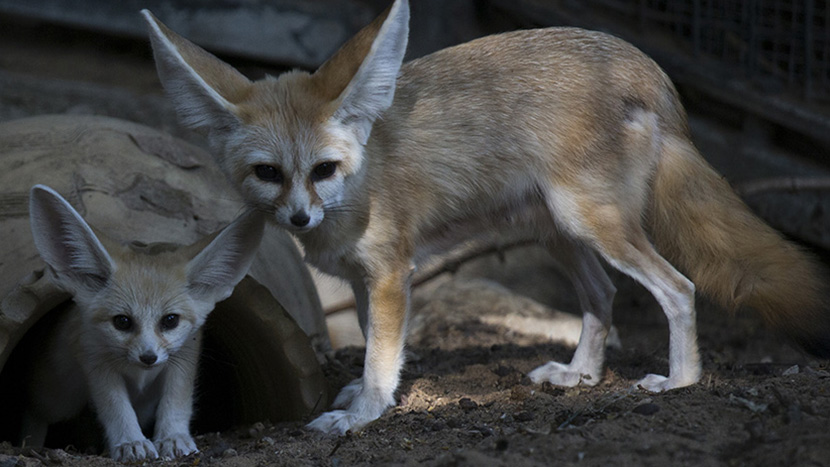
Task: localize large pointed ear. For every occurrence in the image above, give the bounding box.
[142,9,251,135]
[313,0,409,145]
[186,210,265,304]
[29,185,115,295]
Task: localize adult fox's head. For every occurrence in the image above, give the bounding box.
[29,185,264,370]
[142,1,409,232]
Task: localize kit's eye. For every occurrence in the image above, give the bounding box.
[311,161,338,181]
[113,315,133,332]
[254,165,283,183]
[160,314,180,331]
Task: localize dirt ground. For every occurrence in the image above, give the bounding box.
[2,12,830,467]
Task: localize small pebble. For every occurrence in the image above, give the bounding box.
[431,421,447,432]
[247,421,266,438]
[447,418,463,429]
[782,365,799,376]
[459,398,478,411]
[632,403,660,416]
[47,449,72,463]
[803,366,830,378]
[510,385,532,401]
[515,411,535,422]
[744,420,764,441]
[540,382,565,396]
[474,425,494,437]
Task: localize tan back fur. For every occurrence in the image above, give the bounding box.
[145,0,829,360]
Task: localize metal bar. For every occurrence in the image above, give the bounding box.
[805,0,814,100]
[693,0,701,55]
[789,0,797,86]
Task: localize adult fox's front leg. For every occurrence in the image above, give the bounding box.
[307,261,412,434]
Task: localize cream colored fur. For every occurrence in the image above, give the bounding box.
[143,0,830,434]
[24,185,263,460]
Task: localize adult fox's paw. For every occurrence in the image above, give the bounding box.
[306,380,393,435]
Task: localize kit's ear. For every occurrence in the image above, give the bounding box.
[29,184,115,295]
[186,210,265,304]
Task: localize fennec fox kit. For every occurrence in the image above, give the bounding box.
[23,185,263,460]
[143,0,830,434]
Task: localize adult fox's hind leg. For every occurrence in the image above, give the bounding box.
[529,238,616,387]
[545,188,701,391]
[601,223,700,390]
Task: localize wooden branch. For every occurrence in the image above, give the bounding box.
[323,236,537,316]
[734,177,830,197]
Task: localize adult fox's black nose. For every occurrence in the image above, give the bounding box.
[290,211,311,227]
[139,353,158,365]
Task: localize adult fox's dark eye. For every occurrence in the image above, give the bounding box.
[113,315,133,332]
[160,314,180,331]
[255,165,283,183]
[311,162,337,181]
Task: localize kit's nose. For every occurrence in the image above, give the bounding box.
[290,211,311,227]
[139,353,158,366]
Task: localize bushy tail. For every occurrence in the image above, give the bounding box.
[649,135,830,357]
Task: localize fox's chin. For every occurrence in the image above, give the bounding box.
[274,218,323,233]
[137,361,161,370]
[284,224,318,234]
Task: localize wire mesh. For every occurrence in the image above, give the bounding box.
[588,0,829,103]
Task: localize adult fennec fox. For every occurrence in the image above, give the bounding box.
[142,0,830,434]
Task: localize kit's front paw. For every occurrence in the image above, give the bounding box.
[528,361,600,387]
[111,438,159,462]
[155,432,198,459]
